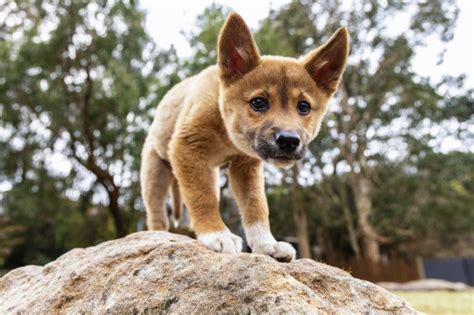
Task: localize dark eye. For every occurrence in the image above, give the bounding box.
[297,100,311,115]
[250,97,269,112]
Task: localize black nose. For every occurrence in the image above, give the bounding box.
[275,130,300,152]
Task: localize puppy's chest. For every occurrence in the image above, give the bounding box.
[207,134,241,168]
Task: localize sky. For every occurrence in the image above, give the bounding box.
[140,0,474,89]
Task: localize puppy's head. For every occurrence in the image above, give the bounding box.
[217,13,349,168]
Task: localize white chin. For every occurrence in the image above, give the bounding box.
[267,158,296,169]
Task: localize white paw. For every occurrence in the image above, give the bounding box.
[244,223,296,262]
[198,229,243,254]
[251,241,296,262]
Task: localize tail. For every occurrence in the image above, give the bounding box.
[170,178,182,228]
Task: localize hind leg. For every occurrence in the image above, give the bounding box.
[140,139,173,231]
[170,178,182,228]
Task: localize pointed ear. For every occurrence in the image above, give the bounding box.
[303,27,349,93]
[217,13,260,84]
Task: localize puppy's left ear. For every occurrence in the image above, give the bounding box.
[303,27,349,94]
[218,13,260,84]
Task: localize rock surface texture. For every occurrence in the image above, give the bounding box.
[0,232,419,314]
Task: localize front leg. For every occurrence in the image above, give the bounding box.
[228,157,296,262]
[170,138,242,254]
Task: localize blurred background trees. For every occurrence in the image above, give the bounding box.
[0,0,166,266]
[1,0,472,270]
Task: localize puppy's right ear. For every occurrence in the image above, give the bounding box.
[218,13,260,84]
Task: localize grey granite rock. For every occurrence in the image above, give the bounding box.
[0,231,419,314]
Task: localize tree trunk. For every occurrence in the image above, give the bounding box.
[362,236,380,263]
[351,173,381,263]
[342,203,361,258]
[294,206,312,258]
[291,165,312,258]
[316,227,336,261]
[335,183,361,258]
[106,186,127,238]
[75,65,127,238]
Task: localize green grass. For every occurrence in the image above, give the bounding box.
[394,290,474,315]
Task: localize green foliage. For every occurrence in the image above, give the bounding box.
[1,0,164,265]
[0,215,24,267]
[181,4,230,75]
[1,164,114,267]
[255,0,318,56]
[5,3,163,208]
[370,152,474,253]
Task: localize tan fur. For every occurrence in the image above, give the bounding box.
[141,13,349,258]
[170,178,181,224]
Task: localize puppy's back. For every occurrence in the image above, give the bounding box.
[148,66,220,161]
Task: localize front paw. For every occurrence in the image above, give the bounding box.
[198,229,243,254]
[251,241,296,262]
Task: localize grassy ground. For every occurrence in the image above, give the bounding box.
[394,290,474,315]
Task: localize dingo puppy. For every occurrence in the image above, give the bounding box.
[141,13,349,262]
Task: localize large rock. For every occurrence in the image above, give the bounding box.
[0,232,418,314]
